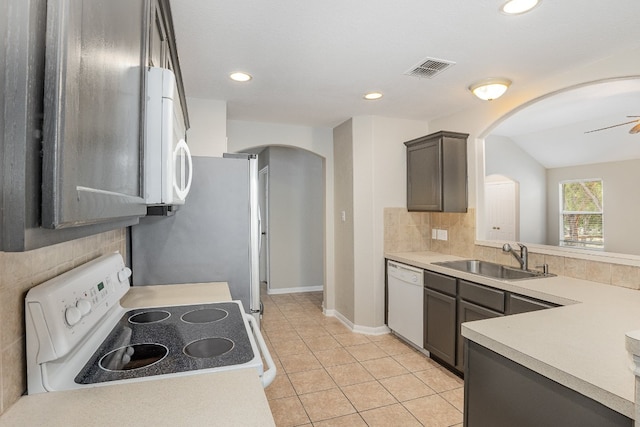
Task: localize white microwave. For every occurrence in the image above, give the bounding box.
[144,67,192,205]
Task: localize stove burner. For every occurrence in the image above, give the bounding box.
[99,343,168,371]
[74,302,259,385]
[181,308,228,324]
[184,338,234,359]
[128,310,170,324]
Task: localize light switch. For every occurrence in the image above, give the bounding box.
[437,229,448,241]
[341,211,346,222]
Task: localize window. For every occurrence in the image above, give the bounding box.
[559,179,603,250]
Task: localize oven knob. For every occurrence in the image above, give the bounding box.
[64,306,82,326]
[117,267,132,283]
[76,299,92,316]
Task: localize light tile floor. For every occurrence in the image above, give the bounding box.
[261,290,464,427]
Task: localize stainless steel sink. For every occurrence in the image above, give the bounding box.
[433,260,554,281]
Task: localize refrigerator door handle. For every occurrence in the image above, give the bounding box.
[248,156,261,320]
[258,207,262,254]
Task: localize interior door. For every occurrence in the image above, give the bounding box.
[485,177,519,241]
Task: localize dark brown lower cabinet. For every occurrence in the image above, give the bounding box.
[464,341,633,427]
[420,268,559,376]
[423,288,457,366]
[456,300,502,372]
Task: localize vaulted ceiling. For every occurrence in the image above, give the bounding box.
[491,79,640,168]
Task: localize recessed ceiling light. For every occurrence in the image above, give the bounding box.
[364,92,383,100]
[500,0,540,15]
[468,78,512,101]
[229,72,252,82]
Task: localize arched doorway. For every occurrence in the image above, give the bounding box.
[238,145,326,297]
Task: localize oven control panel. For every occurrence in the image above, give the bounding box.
[25,252,131,364]
[63,276,113,327]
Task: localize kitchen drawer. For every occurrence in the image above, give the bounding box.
[459,280,505,313]
[424,271,457,296]
[507,293,556,315]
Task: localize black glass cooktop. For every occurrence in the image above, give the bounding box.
[74,302,255,385]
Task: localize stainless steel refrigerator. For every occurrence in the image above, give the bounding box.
[131,154,261,323]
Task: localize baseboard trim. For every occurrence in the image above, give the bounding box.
[353,323,391,336]
[267,285,323,295]
[324,308,354,330]
[323,308,390,336]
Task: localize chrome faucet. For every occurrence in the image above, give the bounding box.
[502,243,528,270]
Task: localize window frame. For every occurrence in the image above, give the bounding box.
[558,178,604,250]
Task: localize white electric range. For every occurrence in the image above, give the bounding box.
[25,252,275,394]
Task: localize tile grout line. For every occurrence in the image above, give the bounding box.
[262,290,464,427]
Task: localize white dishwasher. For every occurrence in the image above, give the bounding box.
[387,260,424,348]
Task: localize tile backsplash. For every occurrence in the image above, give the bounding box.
[383,208,431,253]
[0,229,126,415]
[384,207,640,290]
[384,207,476,255]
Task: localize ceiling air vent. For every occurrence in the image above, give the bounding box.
[405,57,455,79]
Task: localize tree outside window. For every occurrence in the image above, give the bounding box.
[560,179,603,250]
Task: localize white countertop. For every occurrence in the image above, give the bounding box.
[121,282,233,308]
[386,251,640,419]
[0,369,274,427]
[1,282,275,427]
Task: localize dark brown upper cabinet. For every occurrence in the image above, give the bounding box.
[404,131,468,212]
[41,0,149,229]
[1,0,187,250]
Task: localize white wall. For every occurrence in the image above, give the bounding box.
[185,97,227,157]
[226,120,335,308]
[227,120,333,157]
[261,146,324,292]
[485,135,546,243]
[547,159,640,255]
[333,120,355,322]
[351,117,376,329]
[351,116,428,329]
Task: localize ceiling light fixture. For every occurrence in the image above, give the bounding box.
[469,78,512,101]
[500,0,540,15]
[229,72,252,82]
[364,92,383,100]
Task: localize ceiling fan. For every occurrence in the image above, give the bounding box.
[585,116,640,134]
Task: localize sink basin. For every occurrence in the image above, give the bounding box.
[432,260,554,281]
